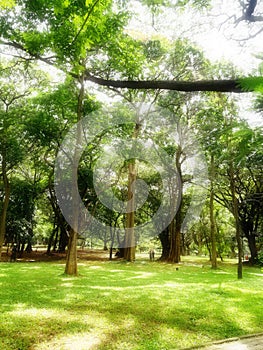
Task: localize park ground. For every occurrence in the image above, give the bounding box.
[0,250,262,350]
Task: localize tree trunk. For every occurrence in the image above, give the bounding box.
[64,75,85,275]
[247,234,258,264]
[124,161,136,262]
[167,146,182,263]
[167,205,181,263]
[65,228,78,275]
[159,227,170,260]
[123,121,141,262]
[0,156,11,260]
[229,161,243,279]
[47,225,57,254]
[210,154,217,269]
[167,219,176,262]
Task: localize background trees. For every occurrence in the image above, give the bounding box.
[0,62,33,257]
[0,0,262,277]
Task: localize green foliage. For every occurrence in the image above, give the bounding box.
[143,40,165,61]
[238,76,263,92]
[257,251,263,266]
[1,0,134,73]
[5,179,37,245]
[176,0,210,9]
[0,0,15,8]
[141,0,210,10]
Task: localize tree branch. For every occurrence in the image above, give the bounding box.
[85,73,245,93]
[0,40,253,93]
[68,0,101,48]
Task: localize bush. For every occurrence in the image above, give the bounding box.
[257,251,263,266]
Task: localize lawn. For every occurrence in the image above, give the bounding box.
[0,255,262,350]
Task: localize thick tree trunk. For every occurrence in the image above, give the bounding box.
[210,154,217,269]
[159,227,170,261]
[167,219,176,262]
[240,218,258,264]
[167,206,181,263]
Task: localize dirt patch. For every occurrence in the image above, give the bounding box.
[1,249,111,263]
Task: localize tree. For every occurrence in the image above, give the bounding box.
[25,77,101,273]
[5,178,38,255]
[0,62,31,258]
[218,125,263,266]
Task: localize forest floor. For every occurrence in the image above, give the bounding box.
[1,248,110,262]
[1,247,165,263]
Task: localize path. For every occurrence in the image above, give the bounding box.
[201,334,263,350]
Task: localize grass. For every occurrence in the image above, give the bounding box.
[0,255,262,350]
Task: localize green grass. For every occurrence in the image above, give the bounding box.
[0,257,262,350]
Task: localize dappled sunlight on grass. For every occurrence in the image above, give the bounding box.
[9,305,59,319]
[35,333,102,350]
[0,259,262,349]
[123,271,156,280]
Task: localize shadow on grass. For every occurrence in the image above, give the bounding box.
[0,261,262,350]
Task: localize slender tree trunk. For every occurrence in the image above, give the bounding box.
[65,228,78,275]
[167,146,182,263]
[0,156,11,260]
[123,122,141,262]
[229,161,243,279]
[124,161,136,261]
[47,225,56,254]
[210,154,217,269]
[64,75,85,275]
